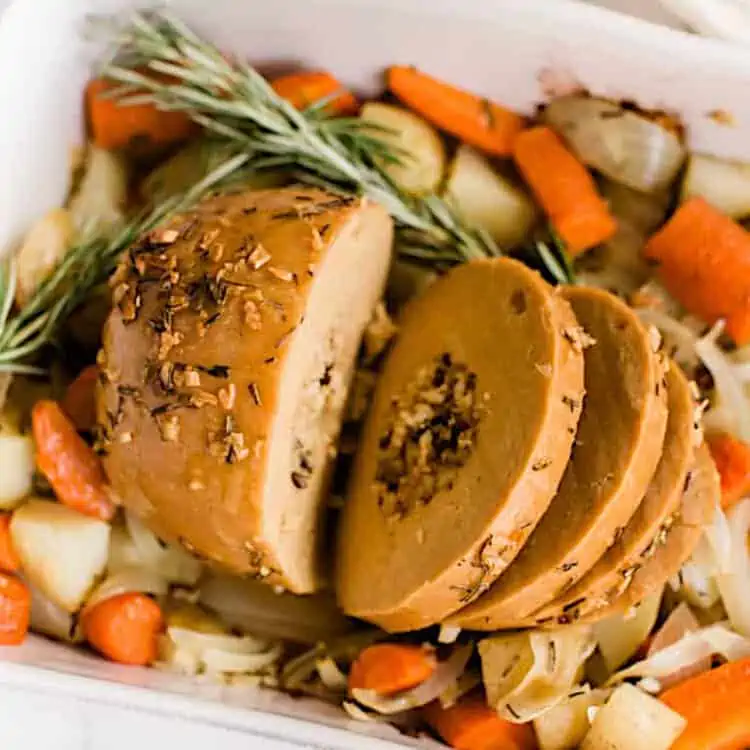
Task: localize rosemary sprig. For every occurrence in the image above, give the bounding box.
[98,11,499,265]
[0,152,248,374]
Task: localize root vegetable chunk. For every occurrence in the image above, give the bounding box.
[452,287,668,630]
[336,258,585,631]
[98,188,393,593]
[527,363,697,625]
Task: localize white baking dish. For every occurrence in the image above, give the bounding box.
[0,0,749,746]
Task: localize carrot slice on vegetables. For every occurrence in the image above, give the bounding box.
[423,696,537,750]
[387,66,523,157]
[82,592,164,666]
[271,71,358,115]
[348,643,436,696]
[0,514,20,574]
[32,400,115,521]
[0,573,30,646]
[661,657,750,750]
[63,365,99,433]
[706,432,750,509]
[643,197,750,345]
[86,77,195,153]
[512,125,617,255]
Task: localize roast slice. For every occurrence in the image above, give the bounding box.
[98,188,393,593]
[451,286,668,630]
[580,444,718,622]
[336,258,585,631]
[526,364,698,626]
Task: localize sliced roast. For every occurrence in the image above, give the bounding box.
[336,258,585,631]
[526,363,698,626]
[581,443,719,622]
[98,188,393,593]
[451,287,668,630]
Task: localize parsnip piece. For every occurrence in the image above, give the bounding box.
[581,683,686,750]
[0,434,34,510]
[443,145,537,247]
[11,499,110,612]
[15,208,74,306]
[361,102,446,195]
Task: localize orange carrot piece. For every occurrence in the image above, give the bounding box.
[512,126,617,255]
[0,514,20,574]
[86,77,195,153]
[0,573,30,646]
[706,432,750,509]
[643,197,750,345]
[271,72,358,115]
[423,697,537,750]
[62,365,99,433]
[32,400,115,521]
[661,657,750,750]
[387,66,523,157]
[348,643,436,696]
[83,592,164,666]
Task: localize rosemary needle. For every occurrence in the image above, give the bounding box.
[98,11,498,266]
[0,152,248,374]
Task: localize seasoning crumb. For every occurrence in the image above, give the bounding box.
[218,383,237,410]
[376,352,485,520]
[249,245,271,270]
[248,382,262,406]
[158,414,180,442]
[118,431,133,444]
[188,478,205,491]
[267,266,296,283]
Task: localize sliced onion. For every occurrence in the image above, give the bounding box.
[635,309,700,370]
[200,572,352,645]
[648,603,708,689]
[83,566,168,613]
[543,97,685,193]
[315,656,348,692]
[679,538,722,609]
[696,322,750,441]
[704,499,750,636]
[168,626,270,655]
[352,645,472,715]
[201,643,282,674]
[608,622,750,685]
[480,626,596,724]
[439,671,482,709]
[125,512,202,585]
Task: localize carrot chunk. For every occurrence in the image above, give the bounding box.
[32,400,115,521]
[512,126,616,255]
[271,71,358,115]
[62,365,99,433]
[0,514,20,574]
[387,66,523,157]
[706,432,750,509]
[348,643,436,696]
[423,696,537,750]
[86,77,195,153]
[661,657,750,750]
[643,197,750,344]
[0,573,30,646]
[83,592,164,666]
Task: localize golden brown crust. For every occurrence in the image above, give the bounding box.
[522,363,697,627]
[578,443,719,623]
[98,188,392,590]
[450,287,669,630]
[336,258,585,631]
